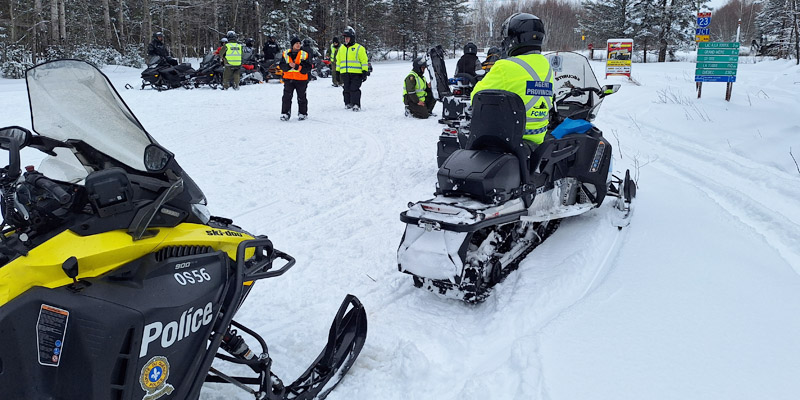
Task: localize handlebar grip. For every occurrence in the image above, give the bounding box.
[30,174,71,204]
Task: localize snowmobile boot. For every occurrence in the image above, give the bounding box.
[352,105,361,112]
[280,113,290,121]
[345,104,353,110]
[298,114,308,121]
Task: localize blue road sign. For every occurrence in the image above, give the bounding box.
[697,17,711,27]
[696,28,710,35]
[695,75,736,83]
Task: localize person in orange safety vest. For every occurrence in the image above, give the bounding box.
[279,37,312,121]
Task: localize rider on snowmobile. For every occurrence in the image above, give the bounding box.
[455,42,481,78]
[471,13,554,146]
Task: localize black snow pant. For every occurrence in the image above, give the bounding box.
[341,73,363,107]
[281,79,309,115]
[404,88,437,119]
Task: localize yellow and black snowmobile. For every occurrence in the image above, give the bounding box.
[0,59,366,400]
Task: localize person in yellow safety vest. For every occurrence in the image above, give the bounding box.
[219,31,243,90]
[329,36,342,87]
[403,56,437,119]
[279,37,312,121]
[337,26,370,111]
[471,13,554,145]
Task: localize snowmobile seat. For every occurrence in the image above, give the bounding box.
[465,90,531,187]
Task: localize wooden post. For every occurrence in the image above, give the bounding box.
[725,82,733,101]
[696,82,703,98]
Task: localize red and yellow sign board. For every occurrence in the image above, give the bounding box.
[606,39,633,77]
[695,35,710,42]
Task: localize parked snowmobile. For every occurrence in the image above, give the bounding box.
[261,58,284,83]
[311,57,331,79]
[398,51,636,303]
[193,52,224,89]
[141,55,196,90]
[0,60,367,399]
[240,52,266,85]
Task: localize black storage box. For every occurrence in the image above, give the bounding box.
[437,149,521,204]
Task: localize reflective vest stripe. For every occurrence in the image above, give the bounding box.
[402,71,426,101]
[282,50,309,81]
[225,43,243,66]
[505,57,553,124]
[339,44,366,73]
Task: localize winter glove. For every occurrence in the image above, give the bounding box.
[361,74,368,82]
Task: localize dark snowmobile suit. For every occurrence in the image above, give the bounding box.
[263,40,281,60]
[147,38,169,59]
[456,53,481,78]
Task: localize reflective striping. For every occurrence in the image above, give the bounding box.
[506,57,553,121]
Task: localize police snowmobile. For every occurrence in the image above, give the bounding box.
[398,51,636,303]
[0,60,367,399]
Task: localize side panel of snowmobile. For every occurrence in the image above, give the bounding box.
[436,134,459,168]
[548,134,613,205]
[437,149,522,204]
[0,248,232,400]
[0,223,253,306]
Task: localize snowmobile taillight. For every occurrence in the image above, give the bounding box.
[453,89,462,95]
[442,128,458,136]
[25,165,35,172]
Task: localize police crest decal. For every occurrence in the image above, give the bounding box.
[140,356,175,400]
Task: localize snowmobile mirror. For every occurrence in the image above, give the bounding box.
[602,84,621,96]
[143,144,174,173]
[0,126,31,151]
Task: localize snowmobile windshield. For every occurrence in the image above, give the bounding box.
[25,59,154,171]
[545,51,602,105]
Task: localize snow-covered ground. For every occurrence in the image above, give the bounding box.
[1,54,799,400]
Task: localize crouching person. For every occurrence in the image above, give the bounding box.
[403,56,436,119]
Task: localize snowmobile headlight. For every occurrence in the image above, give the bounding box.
[154,74,159,77]
[192,203,211,224]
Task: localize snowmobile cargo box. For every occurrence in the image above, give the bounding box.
[437,149,521,204]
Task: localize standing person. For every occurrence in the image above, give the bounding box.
[329,36,342,87]
[302,39,321,81]
[337,26,369,111]
[403,56,437,119]
[262,35,281,60]
[244,38,256,55]
[471,13,554,147]
[279,37,312,121]
[214,37,228,56]
[219,31,243,90]
[455,42,481,78]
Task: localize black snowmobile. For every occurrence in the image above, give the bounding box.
[140,55,196,91]
[240,51,266,85]
[398,51,636,303]
[192,52,224,89]
[261,58,283,83]
[0,60,367,399]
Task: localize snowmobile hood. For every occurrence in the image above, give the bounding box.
[25,59,156,172]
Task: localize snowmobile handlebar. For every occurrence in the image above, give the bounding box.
[25,171,72,205]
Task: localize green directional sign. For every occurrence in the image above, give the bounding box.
[697,55,739,62]
[699,42,740,48]
[696,62,738,69]
[695,69,737,76]
[697,48,740,55]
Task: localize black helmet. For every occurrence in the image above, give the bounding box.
[342,26,356,40]
[464,42,477,55]
[487,46,501,56]
[303,38,312,46]
[226,30,237,41]
[246,38,254,46]
[153,31,164,40]
[501,13,545,56]
[332,36,340,44]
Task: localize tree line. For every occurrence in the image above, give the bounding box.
[1,0,797,78]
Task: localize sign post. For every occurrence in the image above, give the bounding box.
[695,42,739,101]
[606,39,633,79]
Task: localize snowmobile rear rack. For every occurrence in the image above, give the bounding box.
[400,208,527,233]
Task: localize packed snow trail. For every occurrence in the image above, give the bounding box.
[0,55,798,400]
